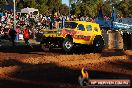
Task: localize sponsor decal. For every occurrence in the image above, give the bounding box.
[61,29,76,37]
[74,35,91,41]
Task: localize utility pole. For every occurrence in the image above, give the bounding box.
[13,0,16,30]
[110,0,116,29]
[69,0,71,16]
[13,0,18,41]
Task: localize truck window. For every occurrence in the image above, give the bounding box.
[64,22,78,29]
[94,27,98,32]
[86,25,92,31]
[77,24,85,31]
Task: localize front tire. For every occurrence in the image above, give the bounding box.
[62,38,73,53]
[41,44,50,52]
[40,40,51,52]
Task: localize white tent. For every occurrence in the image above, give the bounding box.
[21,7,39,15]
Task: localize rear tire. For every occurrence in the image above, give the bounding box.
[123,32,132,50]
[40,40,50,52]
[41,44,50,52]
[93,36,104,53]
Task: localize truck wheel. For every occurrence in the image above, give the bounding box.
[93,36,104,53]
[40,41,50,52]
[123,32,132,50]
[41,44,50,51]
[62,38,73,53]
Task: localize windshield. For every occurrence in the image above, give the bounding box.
[64,22,78,29]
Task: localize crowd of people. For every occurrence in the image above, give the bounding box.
[0,11,96,31]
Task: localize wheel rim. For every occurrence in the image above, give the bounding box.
[41,44,49,51]
[65,41,72,49]
[95,40,101,47]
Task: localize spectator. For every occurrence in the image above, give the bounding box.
[23,26,33,48]
[23,26,30,45]
[9,27,17,46]
[16,26,21,40]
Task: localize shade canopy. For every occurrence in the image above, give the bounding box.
[21,7,38,14]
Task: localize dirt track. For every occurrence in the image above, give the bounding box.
[0,43,132,88]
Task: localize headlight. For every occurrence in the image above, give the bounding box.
[57,30,62,34]
[44,31,48,34]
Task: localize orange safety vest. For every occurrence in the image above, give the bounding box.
[23,29,29,38]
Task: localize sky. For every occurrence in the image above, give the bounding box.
[62,0,69,6]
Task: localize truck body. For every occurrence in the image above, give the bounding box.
[40,21,104,52]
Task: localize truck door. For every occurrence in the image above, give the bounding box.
[73,24,94,44]
[84,25,95,44]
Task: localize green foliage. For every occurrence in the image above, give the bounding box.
[17,3,24,9]
[31,0,36,8]
[102,1,112,17]
[59,4,69,16]
[116,1,131,17]
[0,0,7,5]
[23,0,31,7]
[75,0,131,17]
[74,0,101,17]
[47,0,61,14]
[0,0,131,17]
[36,4,49,15]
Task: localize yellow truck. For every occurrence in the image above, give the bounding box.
[40,21,104,53]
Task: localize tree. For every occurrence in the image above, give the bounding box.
[102,1,112,17]
[116,1,131,17]
[23,0,32,8]
[31,0,36,8]
[47,0,61,14]
[59,4,69,15]
[71,3,76,15]
[36,0,48,5]
[74,0,101,17]
[1,0,131,18]
[102,0,131,17]
[17,2,24,9]
[0,0,7,5]
[36,3,49,15]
